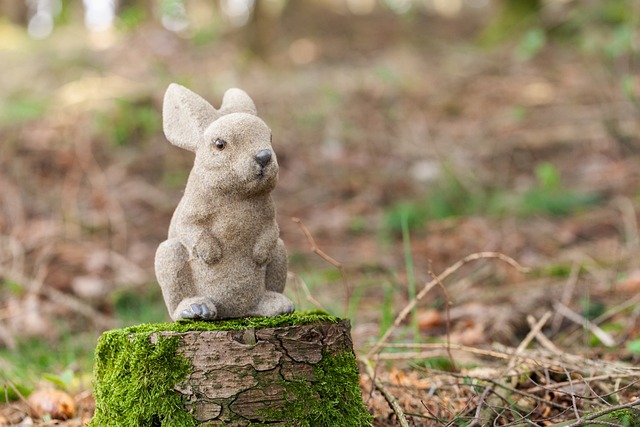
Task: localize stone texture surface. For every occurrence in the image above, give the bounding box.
[155,84,294,321]
[161,320,354,425]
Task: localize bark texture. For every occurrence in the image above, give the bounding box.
[157,319,357,425]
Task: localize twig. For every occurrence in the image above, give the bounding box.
[551,262,580,335]
[554,302,616,347]
[421,401,447,424]
[506,311,552,373]
[377,350,457,361]
[377,339,580,368]
[527,314,562,354]
[0,371,38,415]
[524,373,640,395]
[428,266,457,371]
[292,217,351,317]
[467,385,493,427]
[559,397,640,427]
[591,292,640,329]
[482,377,569,412]
[563,366,581,421]
[361,356,410,427]
[287,272,328,312]
[380,342,512,359]
[367,252,529,358]
[412,368,571,412]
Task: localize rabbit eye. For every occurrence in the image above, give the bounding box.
[214,139,226,151]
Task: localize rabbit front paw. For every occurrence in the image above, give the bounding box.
[174,298,218,321]
[253,233,277,265]
[181,303,216,320]
[193,234,222,264]
[253,247,271,266]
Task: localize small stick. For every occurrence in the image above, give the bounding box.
[414,369,570,412]
[379,342,541,365]
[361,356,410,427]
[591,292,640,328]
[562,397,640,427]
[525,373,640,395]
[527,314,562,354]
[421,403,447,424]
[551,262,580,335]
[513,311,552,359]
[426,339,638,377]
[467,385,493,427]
[0,371,39,416]
[482,377,568,411]
[504,311,551,386]
[428,266,457,371]
[563,366,581,421]
[367,252,529,358]
[287,272,328,312]
[554,302,615,347]
[292,217,351,317]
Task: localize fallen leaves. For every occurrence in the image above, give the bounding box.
[27,389,76,421]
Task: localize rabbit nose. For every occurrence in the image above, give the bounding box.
[255,149,272,167]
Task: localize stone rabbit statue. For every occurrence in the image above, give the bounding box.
[155,84,295,321]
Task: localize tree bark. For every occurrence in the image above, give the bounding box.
[152,319,362,425]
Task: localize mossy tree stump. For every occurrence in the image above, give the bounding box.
[91,312,372,426]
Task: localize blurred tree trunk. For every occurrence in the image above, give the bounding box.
[244,0,282,60]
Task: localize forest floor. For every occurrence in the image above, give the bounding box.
[1,4,640,426]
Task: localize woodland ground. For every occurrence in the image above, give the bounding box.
[1,2,640,426]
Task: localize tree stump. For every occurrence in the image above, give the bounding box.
[91,312,371,426]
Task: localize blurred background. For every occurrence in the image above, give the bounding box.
[0,0,639,422]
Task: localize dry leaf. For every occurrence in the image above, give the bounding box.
[28,389,76,420]
[418,309,442,330]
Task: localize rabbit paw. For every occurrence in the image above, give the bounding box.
[174,298,218,321]
[181,303,216,320]
[193,235,222,265]
[249,291,295,317]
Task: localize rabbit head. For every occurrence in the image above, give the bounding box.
[163,84,279,196]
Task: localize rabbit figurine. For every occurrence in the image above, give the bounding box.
[155,84,294,321]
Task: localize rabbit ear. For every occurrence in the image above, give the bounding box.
[163,84,218,152]
[219,88,257,116]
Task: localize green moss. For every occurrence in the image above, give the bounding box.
[91,321,204,427]
[90,311,346,426]
[122,309,339,335]
[259,350,373,426]
[91,328,194,427]
[610,408,640,426]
